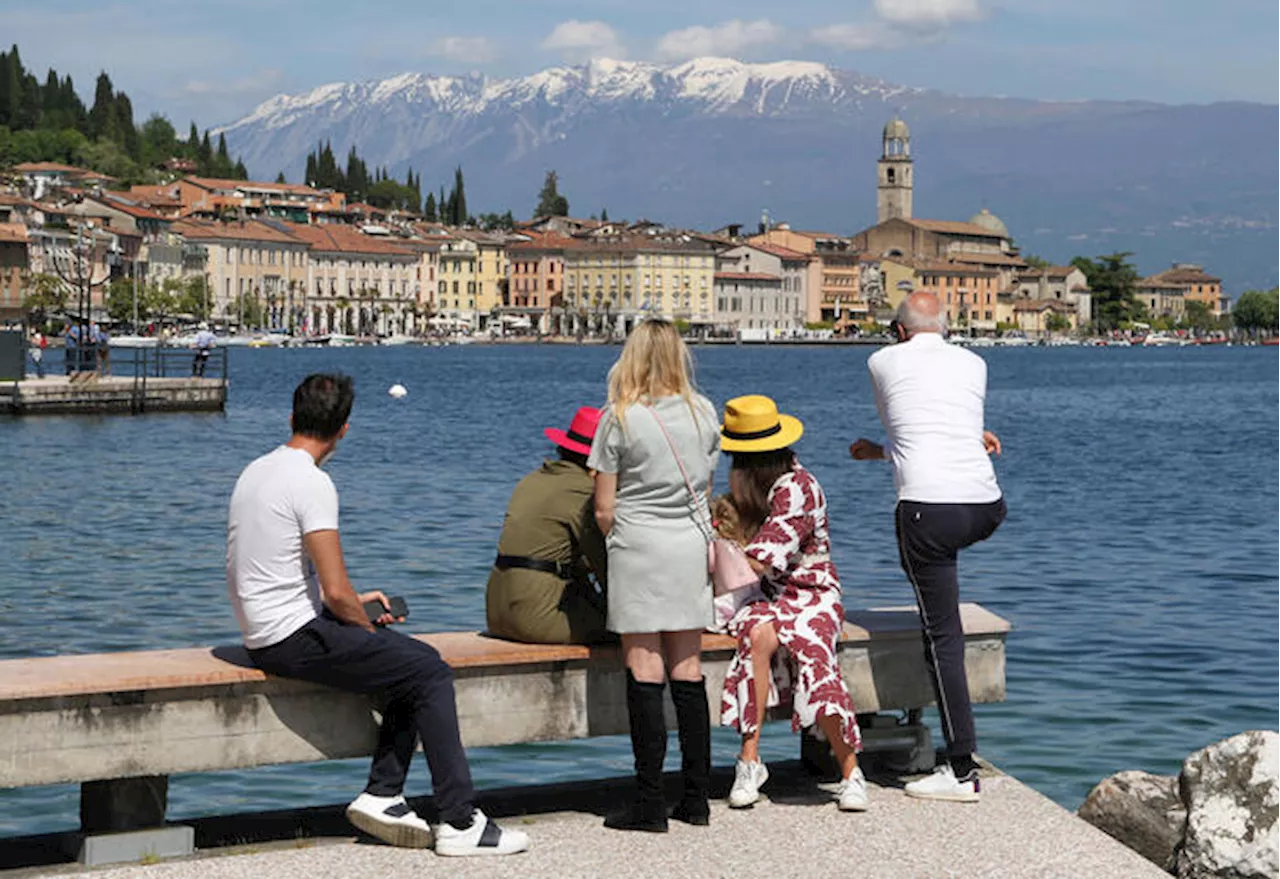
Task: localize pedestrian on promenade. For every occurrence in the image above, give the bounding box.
[717,395,868,812]
[63,321,79,375]
[28,328,46,379]
[191,322,216,376]
[226,373,529,856]
[588,319,720,832]
[92,323,110,374]
[486,405,612,645]
[850,292,1006,803]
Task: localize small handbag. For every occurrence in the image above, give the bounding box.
[648,406,766,629]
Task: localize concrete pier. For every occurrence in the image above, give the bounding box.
[0,375,226,415]
[15,763,1169,878]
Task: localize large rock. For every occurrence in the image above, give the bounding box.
[1177,730,1279,879]
[1079,769,1187,872]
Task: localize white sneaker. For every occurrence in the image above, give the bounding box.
[904,764,981,803]
[837,767,870,812]
[345,792,432,848]
[434,808,530,857]
[728,759,769,809]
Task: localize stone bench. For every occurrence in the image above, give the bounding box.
[0,603,1009,863]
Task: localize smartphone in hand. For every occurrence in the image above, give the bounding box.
[364,596,409,624]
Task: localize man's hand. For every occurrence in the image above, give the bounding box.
[982,430,1003,456]
[849,438,886,461]
[358,590,404,626]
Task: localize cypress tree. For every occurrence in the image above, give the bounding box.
[199,130,213,174]
[453,166,467,226]
[0,48,16,128]
[88,72,115,140]
[233,159,248,179]
[276,171,286,184]
[114,90,140,159]
[304,151,317,186]
[64,75,87,131]
[17,71,41,130]
[423,191,437,222]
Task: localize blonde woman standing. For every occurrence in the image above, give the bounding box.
[588,320,719,833]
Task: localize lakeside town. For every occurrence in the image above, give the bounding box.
[1,115,1274,352]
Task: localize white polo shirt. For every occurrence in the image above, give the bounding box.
[867,333,1002,504]
[226,445,338,649]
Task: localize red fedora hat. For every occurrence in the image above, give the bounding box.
[544,406,601,456]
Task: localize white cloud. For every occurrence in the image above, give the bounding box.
[426,36,500,65]
[541,20,626,62]
[874,0,984,28]
[655,19,785,61]
[809,0,983,52]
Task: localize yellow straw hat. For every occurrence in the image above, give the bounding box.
[720,394,804,453]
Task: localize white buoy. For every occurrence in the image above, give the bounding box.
[388,384,408,399]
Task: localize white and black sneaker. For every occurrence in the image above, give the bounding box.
[903,764,981,803]
[434,808,530,857]
[345,792,433,848]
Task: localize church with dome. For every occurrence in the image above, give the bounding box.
[849,117,1086,333]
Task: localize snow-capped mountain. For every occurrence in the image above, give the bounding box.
[220,57,1278,292]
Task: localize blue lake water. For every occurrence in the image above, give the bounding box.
[1,343,1276,836]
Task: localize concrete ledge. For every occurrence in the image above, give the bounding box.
[0,604,1008,790]
[76,826,194,867]
[0,377,226,415]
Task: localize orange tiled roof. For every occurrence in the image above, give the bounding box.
[0,222,28,244]
[284,222,416,257]
[184,176,328,198]
[171,218,303,245]
[1146,266,1221,285]
[11,161,89,175]
[89,194,172,222]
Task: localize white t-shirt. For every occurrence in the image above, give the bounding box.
[226,445,339,649]
[867,333,1002,504]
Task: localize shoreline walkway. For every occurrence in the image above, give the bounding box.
[8,763,1166,878]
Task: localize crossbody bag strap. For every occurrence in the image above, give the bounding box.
[646,404,713,541]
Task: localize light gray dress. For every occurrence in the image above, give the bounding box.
[587,393,720,634]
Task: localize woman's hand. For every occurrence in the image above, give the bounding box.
[849,438,885,461]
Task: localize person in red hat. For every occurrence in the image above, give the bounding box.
[485,406,612,645]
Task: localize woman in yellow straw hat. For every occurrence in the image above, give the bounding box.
[587,319,720,832]
[717,394,868,813]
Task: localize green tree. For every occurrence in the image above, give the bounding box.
[1045,311,1072,333]
[1232,288,1279,334]
[423,191,437,222]
[173,276,211,320]
[140,114,177,166]
[87,72,118,142]
[1179,300,1218,333]
[452,166,467,225]
[535,170,569,217]
[1022,254,1051,269]
[23,272,67,321]
[1071,252,1145,329]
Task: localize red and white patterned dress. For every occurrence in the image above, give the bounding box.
[719,462,862,751]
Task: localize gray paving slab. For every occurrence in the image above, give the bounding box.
[72,772,1165,879]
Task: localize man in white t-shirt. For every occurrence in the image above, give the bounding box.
[850,292,1007,803]
[226,373,528,857]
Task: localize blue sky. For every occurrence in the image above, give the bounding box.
[6,0,1277,127]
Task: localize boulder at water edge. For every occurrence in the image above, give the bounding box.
[1079,770,1187,872]
[1176,730,1278,879]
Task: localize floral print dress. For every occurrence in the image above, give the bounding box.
[719,462,862,751]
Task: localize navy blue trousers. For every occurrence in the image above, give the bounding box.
[249,612,476,825]
[895,498,1006,758]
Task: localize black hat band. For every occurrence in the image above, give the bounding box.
[722,422,783,442]
[565,429,594,446]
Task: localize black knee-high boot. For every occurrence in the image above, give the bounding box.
[604,671,669,832]
[669,677,711,826]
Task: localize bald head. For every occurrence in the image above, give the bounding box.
[896,292,947,336]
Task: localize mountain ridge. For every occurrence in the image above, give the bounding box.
[219,57,1279,294]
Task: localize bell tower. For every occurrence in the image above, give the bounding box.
[877,116,913,224]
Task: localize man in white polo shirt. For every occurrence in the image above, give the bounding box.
[226,373,528,856]
[850,292,1006,803]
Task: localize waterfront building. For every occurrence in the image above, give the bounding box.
[171,219,308,328]
[436,235,479,329]
[1013,298,1079,337]
[1017,266,1093,325]
[0,223,29,322]
[285,223,419,336]
[1140,263,1224,316]
[506,233,569,334]
[559,233,717,336]
[911,260,1002,332]
[451,229,509,329]
[713,244,802,333]
[24,219,119,320]
[746,226,857,323]
[125,184,186,219]
[1135,276,1188,322]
